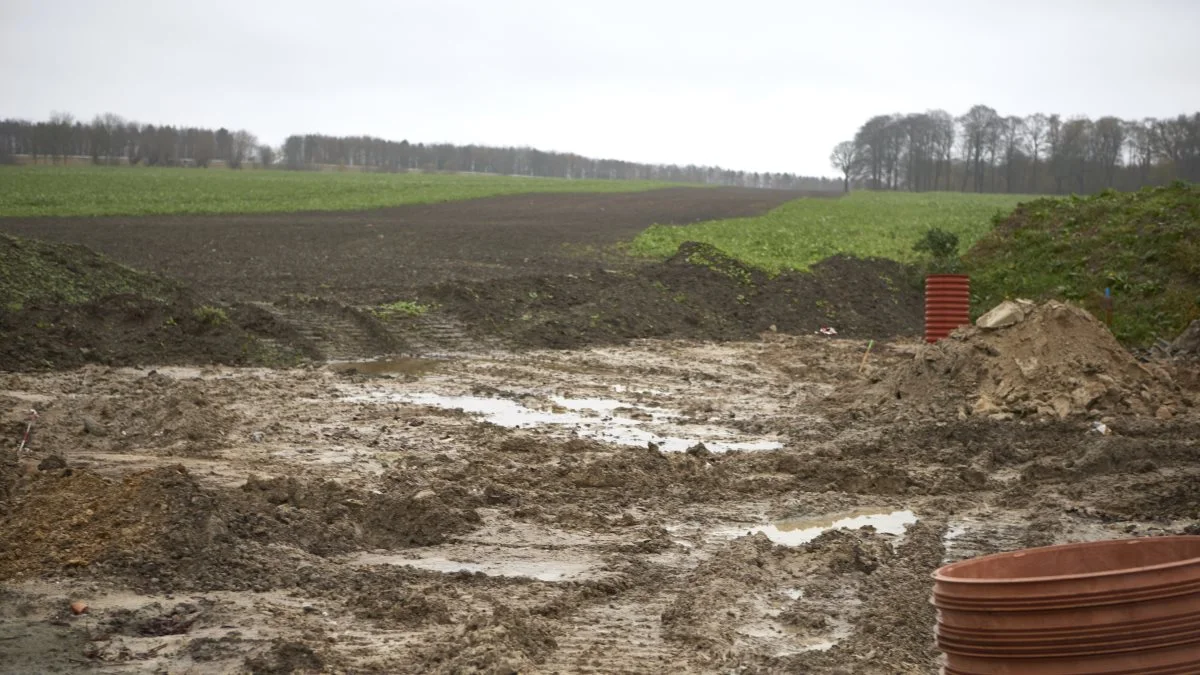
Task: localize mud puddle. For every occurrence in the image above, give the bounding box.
[327,358,442,377]
[710,508,918,546]
[352,551,602,582]
[343,390,782,452]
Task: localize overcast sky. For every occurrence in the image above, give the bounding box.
[3,0,1198,177]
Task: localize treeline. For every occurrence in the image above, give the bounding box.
[831,106,1200,194]
[0,112,839,191]
[0,113,262,168]
[280,133,836,189]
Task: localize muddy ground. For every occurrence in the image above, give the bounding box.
[3,189,1200,673]
[2,334,1198,673]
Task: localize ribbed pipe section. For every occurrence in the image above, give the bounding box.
[925,274,970,343]
[932,537,1200,674]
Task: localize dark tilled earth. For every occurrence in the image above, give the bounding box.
[0,188,806,304]
[0,187,928,366]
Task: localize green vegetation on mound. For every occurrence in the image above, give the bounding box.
[631,191,1027,273]
[967,182,1200,346]
[0,233,312,370]
[0,232,176,310]
[0,166,685,217]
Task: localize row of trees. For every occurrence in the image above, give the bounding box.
[0,113,262,168]
[278,133,835,189]
[831,106,1200,194]
[0,112,839,191]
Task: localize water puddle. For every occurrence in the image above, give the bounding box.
[329,358,441,377]
[715,508,917,547]
[352,553,598,582]
[343,390,782,453]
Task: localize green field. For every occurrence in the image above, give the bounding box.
[0,166,684,217]
[631,191,1031,273]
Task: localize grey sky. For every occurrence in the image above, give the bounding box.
[3,0,1198,177]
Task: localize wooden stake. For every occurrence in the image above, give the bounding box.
[858,340,875,374]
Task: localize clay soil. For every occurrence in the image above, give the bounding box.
[2,189,1200,673]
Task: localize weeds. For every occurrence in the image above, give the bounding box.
[373,300,430,319]
[193,305,229,326]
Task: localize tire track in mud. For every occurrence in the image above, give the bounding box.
[533,593,682,674]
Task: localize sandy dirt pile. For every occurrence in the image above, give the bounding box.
[856,300,1189,420]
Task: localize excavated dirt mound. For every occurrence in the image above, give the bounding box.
[0,292,313,372]
[852,300,1189,420]
[422,243,923,348]
[0,466,480,591]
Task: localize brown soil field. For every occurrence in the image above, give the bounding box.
[2,189,1199,673]
[2,188,925,366]
[0,188,803,304]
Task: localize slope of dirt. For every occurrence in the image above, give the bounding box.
[421,243,924,348]
[0,232,178,309]
[0,295,315,371]
[967,181,1200,346]
[0,233,320,371]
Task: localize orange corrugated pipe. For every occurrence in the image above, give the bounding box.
[925,274,970,343]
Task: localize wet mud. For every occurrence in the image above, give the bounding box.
[2,323,1198,672]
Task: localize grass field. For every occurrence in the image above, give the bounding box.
[631,191,1031,273]
[0,165,686,217]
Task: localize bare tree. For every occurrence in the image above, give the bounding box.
[1046,114,1063,192]
[47,111,75,163]
[999,116,1027,193]
[1125,118,1156,187]
[929,110,955,191]
[229,130,258,168]
[1091,116,1125,188]
[258,145,276,167]
[958,105,998,192]
[1025,114,1048,192]
[829,140,859,192]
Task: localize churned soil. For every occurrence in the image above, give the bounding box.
[1,335,1197,673]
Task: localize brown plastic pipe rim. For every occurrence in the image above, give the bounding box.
[933,536,1200,586]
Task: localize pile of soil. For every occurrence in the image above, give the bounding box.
[0,232,316,371]
[421,242,924,349]
[0,294,315,371]
[853,300,1188,420]
[0,466,481,591]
